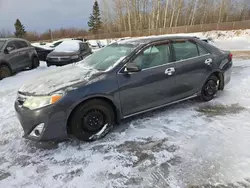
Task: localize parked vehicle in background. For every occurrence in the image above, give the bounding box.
[49,38,84,48]
[46,40,92,66]
[15,36,232,143]
[0,38,39,80]
[88,40,103,49]
[32,45,54,61]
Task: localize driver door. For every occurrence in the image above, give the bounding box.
[117,41,177,117]
[4,41,23,70]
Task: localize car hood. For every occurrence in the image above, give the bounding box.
[48,51,78,57]
[19,64,101,95]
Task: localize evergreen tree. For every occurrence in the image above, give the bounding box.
[14,19,26,38]
[88,0,102,33]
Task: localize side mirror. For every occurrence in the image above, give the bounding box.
[4,48,9,54]
[125,62,141,73]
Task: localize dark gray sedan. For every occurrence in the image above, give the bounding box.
[15,36,232,142]
[46,40,92,67]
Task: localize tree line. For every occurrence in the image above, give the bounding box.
[101,0,250,33]
[1,0,250,41]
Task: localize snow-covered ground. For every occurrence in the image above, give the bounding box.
[0,59,250,187]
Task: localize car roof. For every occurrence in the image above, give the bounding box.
[0,38,28,42]
[117,35,197,45]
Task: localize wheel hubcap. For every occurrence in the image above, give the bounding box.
[82,109,105,132]
[0,68,10,78]
[204,80,217,96]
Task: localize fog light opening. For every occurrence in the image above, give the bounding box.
[29,123,45,138]
[34,129,40,136]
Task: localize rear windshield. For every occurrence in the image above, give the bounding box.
[0,41,6,50]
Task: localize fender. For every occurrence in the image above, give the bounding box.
[66,94,122,125]
[203,70,224,90]
[0,60,12,72]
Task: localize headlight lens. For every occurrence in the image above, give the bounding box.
[23,94,63,110]
[71,55,79,59]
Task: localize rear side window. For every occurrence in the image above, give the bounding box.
[197,44,209,55]
[83,43,89,50]
[80,43,86,51]
[19,41,28,48]
[172,41,199,61]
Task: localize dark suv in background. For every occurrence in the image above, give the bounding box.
[0,38,39,80]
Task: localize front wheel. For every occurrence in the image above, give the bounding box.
[0,65,12,80]
[69,99,115,142]
[201,75,219,101]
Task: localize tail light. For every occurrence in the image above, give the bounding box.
[229,52,233,61]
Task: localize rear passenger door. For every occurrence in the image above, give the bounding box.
[15,40,31,68]
[172,39,213,100]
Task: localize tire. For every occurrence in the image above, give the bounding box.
[46,62,51,67]
[69,99,115,142]
[201,75,219,101]
[31,57,40,69]
[0,65,12,80]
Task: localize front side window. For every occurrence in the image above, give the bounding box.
[0,41,6,50]
[80,43,86,51]
[172,41,199,61]
[133,43,171,70]
[6,41,17,52]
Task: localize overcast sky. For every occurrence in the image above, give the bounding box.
[0,0,98,33]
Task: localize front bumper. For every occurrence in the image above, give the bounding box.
[15,101,69,142]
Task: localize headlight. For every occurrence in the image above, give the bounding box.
[23,93,63,110]
[71,55,79,59]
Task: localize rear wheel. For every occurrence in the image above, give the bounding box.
[31,57,40,69]
[0,65,12,80]
[69,99,115,142]
[201,75,219,101]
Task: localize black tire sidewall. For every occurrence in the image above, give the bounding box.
[32,57,39,69]
[0,65,11,80]
[69,100,115,142]
[201,75,219,101]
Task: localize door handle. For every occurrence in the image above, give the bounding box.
[205,58,212,65]
[165,67,175,75]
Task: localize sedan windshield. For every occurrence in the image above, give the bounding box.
[79,42,139,71]
[0,41,6,50]
[54,41,80,52]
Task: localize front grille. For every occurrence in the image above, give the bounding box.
[49,57,70,61]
